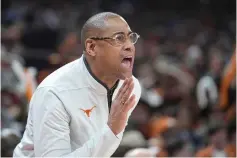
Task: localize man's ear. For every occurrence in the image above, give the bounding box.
[85,39,96,57]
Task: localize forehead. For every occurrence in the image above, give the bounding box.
[102,17,131,36]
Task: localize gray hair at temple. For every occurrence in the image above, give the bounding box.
[81,12,124,51]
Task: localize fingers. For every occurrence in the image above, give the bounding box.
[123,94,136,112]
[115,77,133,100]
[114,78,128,100]
[121,81,134,104]
[119,78,132,99]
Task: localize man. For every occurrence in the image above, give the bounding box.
[13,12,141,157]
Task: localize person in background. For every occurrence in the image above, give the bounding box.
[225,119,236,157]
[196,124,229,157]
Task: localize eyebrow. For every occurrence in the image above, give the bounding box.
[112,31,133,35]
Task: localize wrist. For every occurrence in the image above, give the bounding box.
[107,122,119,135]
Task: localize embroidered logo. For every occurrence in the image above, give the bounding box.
[80,105,96,117]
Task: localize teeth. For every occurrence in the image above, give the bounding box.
[124,56,132,59]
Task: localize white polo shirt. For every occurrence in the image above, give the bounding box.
[13,55,141,157]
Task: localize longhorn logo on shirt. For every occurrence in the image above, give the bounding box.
[80,105,96,117]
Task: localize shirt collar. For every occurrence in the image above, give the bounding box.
[82,55,119,94]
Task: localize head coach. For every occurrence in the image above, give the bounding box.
[13,12,141,157]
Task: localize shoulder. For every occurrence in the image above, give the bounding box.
[28,87,66,119]
[31,86,62,106]
[37,58,88,92]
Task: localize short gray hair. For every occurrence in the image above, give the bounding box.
[81,12,121,50]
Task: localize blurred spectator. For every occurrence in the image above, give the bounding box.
[1,128,21,157]
[226,120,236,157]
[165,136,194,157]
[195,124,230,157]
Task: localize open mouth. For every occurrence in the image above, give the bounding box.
[121,56,133,69]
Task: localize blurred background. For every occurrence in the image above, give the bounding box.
[1,0,236,157]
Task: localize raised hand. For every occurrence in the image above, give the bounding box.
[107,77,136,135]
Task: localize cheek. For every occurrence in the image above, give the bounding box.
[98,44,123,69]
[107,47,122,63]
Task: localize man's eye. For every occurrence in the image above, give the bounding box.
[115,34,126,42]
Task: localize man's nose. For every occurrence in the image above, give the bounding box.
[123,38,135,52]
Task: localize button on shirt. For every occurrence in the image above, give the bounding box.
[13,55,141,157]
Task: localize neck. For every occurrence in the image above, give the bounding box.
[85,56,117,89]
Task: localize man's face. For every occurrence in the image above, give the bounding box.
[94,17,136,80]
